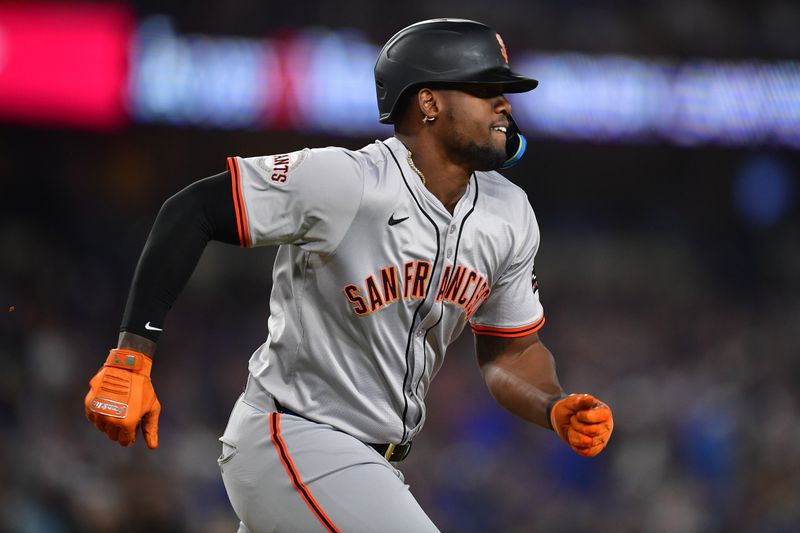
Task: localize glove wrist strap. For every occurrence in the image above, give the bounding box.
[546,393,569,431]
[104,349,153,376]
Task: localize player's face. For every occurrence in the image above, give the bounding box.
[436,85,512,171]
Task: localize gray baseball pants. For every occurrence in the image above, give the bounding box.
[218,376,440,532]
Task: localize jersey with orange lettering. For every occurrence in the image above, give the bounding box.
[227,135,544,445]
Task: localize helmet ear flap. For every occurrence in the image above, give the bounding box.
[501,114,527,169]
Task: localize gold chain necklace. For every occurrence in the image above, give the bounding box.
[406,151,427,185]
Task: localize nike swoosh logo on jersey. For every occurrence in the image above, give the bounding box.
[388,214,409,226]
[145,321,163,331]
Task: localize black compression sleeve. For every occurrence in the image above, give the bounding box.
[120,171,240,342]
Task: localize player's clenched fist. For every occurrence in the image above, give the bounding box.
[549,393,613,457]
[84,349,160,449]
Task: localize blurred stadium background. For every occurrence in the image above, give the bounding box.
[1,1,799,532]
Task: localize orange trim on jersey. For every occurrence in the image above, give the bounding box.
[228,158,244,245]
[227,157,251,248]
[269,413,341,533]
[471,316,546,338]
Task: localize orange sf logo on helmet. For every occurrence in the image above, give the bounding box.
[495,33,509,64]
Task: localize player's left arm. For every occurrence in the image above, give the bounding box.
[476,331,614,457]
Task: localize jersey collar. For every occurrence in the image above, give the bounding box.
[382,137,476,220]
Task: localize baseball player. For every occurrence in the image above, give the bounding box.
[85,19,614,532]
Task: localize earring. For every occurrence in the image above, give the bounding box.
[422,116,436,123]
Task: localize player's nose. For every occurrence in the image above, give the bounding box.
[495,94,512,116]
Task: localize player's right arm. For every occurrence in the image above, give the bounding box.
[85,171,241,448]
[85,149,364,449]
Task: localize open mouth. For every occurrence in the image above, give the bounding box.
[491,125,508,134]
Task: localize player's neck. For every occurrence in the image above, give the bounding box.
[396,134,470,214]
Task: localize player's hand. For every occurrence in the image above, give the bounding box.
[549,393,613,457]
[84,349,160,449]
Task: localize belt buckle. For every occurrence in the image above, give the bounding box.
[383,443,396,461]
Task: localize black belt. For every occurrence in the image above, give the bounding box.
[273,399,412,462]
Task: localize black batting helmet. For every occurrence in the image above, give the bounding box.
[374,18,538,124]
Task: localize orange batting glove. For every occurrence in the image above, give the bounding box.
[548,393,613,457]
[84,349,160,449]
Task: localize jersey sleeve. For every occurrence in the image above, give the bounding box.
[469,199,545,338]
[227,147,364,253]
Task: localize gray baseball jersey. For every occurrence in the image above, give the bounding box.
[226,136,544,445]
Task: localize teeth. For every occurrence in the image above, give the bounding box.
[493,126,507,133]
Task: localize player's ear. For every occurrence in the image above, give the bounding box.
[417,88,439,121]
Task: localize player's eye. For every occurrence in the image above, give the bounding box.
[432,83,504,100]
[467,85,504,99]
